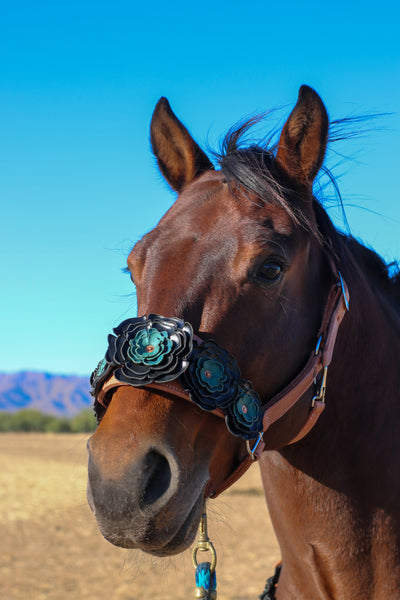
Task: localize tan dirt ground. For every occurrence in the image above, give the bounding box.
[0,433,280,600]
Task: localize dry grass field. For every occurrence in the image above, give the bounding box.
[0,433,280,600]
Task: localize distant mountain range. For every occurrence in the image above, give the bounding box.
[0,371,92,416]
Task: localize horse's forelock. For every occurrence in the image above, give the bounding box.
[214,121,321,242]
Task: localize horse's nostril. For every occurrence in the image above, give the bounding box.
[140,449,172,508]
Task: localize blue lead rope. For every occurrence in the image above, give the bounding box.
[195,562,217,599]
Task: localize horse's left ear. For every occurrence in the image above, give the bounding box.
[276,86,328,190]
[150,97,214,192]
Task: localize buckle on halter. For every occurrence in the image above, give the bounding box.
[246,432,264,460]
[315,334,323,356]
[312,366,328,407]
[338,271,350,311]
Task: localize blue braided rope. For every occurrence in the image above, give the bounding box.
[195,562,217,598]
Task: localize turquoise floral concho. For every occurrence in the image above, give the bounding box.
[91,314,263,440]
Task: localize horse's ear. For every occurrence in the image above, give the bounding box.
[276,86,328,189]
[150,97,214,192]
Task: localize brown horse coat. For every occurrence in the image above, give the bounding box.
[87,86,400,599]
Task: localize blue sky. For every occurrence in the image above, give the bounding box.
[1,0,399,375]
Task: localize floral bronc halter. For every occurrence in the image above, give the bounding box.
[91,314,263,440]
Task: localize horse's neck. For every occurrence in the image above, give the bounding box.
[260,266,400,600]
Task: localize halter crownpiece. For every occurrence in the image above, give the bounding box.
[91,313,263,441]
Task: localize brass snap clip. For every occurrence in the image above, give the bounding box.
[192,509,217,573]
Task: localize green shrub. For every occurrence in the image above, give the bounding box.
[0,412,15,432]
[70,409,96,432]
[45,417,72,433]
[0,408,97,432]
[6,409,56,432]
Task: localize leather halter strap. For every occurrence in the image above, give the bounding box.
[207,277,349,497]
[96,275,349,498]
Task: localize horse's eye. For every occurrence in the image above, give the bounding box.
[257,262,282,282]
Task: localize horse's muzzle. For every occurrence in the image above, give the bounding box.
[86,428,207,554]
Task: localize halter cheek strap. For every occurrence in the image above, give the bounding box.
[95,276,349,498]
[207,278,349,497]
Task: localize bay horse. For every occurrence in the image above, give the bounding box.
[87,86,400,599]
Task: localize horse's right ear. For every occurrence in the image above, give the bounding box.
[150,98,214,192]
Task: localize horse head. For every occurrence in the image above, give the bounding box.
[87,86,339,556]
